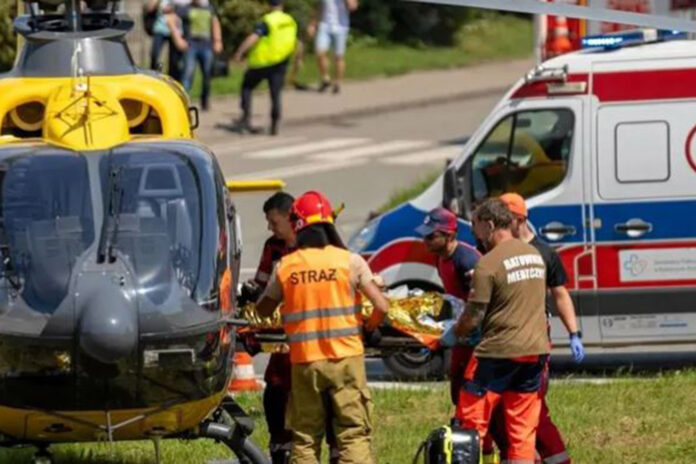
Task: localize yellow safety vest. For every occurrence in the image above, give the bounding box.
[248,10,297,69]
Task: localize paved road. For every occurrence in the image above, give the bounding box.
[199,93,502,278]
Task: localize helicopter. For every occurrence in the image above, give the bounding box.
[0,1,274,463]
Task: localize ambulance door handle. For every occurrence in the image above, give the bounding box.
[615,218,652,238]
[539,222,576,242]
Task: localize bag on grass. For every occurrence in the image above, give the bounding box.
[414,424,480,464]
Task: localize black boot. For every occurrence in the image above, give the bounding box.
[233,118,262,135]
[270,449,291,464]
[270,120,279,136]
[318,80,331,93]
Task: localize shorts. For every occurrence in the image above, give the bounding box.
[315,22,349,57]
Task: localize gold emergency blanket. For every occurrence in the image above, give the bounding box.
[239,292,445,336]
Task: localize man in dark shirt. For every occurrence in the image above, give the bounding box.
[497,192,584,464]
[416,207,480,405]
[244,192,296,464]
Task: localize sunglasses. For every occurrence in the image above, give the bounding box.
[425,231,447,241]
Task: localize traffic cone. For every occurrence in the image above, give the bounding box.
[547,16,573,57]
[229,350,263,392]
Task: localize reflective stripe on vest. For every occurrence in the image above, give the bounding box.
[282,304,360,323]
[287,326,361,343]
[277,246,364,364]
[248,10,297,69]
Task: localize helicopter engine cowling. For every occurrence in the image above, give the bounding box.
[77,278,137,364]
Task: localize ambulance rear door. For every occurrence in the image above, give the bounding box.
[592,58,696,344]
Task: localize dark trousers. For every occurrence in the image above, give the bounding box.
[150,34,183,82]
[150,33,168,71]
[183,39,214,110]
[241,60,289,125]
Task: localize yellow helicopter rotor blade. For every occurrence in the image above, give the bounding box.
[226,179,287,193]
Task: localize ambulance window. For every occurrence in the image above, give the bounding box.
[468,109,574,203]
[615,121,670,183]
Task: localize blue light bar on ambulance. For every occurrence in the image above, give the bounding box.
[581,29,687,49]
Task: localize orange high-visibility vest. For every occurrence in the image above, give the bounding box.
[276,246,363,364]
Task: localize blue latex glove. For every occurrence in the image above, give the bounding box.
[569,333,585,363]
[440,320,481,347]
[440,320,458,347]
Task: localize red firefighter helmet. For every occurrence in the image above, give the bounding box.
[290,190,334,232]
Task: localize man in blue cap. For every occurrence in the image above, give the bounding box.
[416,207,480,405]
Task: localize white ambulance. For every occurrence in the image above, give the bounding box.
[349,30,696,366]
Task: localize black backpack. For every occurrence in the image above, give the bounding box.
[143,3,158,36]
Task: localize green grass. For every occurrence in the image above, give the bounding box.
[375,169,441,214]
[3,370,696,463]
[190,15,533,97]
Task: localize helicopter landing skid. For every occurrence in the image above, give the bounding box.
[199,396,270,464]
[32,445,52,464]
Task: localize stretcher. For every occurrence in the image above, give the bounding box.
[236,291,452,356]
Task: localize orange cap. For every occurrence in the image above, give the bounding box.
[500,193,527,218]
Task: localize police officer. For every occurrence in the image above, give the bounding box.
[232,0,297,135]
[257,190,389,464]
[454,198,549,464]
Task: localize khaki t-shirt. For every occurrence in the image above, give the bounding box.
[469,238,550,358]
[261,250,374,302]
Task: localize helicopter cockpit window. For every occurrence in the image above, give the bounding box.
[100,148,216,306]
[0,153,94,313]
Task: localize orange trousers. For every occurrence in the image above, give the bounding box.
[457,389,541,463]
[455,355,545,464]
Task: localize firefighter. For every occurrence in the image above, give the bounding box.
[242,192,343,464]
[492,192,583,464]
[454,198,549,464]
[256,190,390,464]
[415,207,480,405]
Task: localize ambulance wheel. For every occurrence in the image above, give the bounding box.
[383,347,451,380]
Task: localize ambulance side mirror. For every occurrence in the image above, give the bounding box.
[443,166,463,217]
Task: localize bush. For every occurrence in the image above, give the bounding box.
[211,0,484,53]
[352,1,481,46]
[0,0,16,72]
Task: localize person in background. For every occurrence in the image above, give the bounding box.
[145,0,188,81]
[232,0,297,135]
[310,0,358,94]
[288,17,311,91]
[170,0,222,111]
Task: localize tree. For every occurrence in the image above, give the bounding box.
[0,0,16,72]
